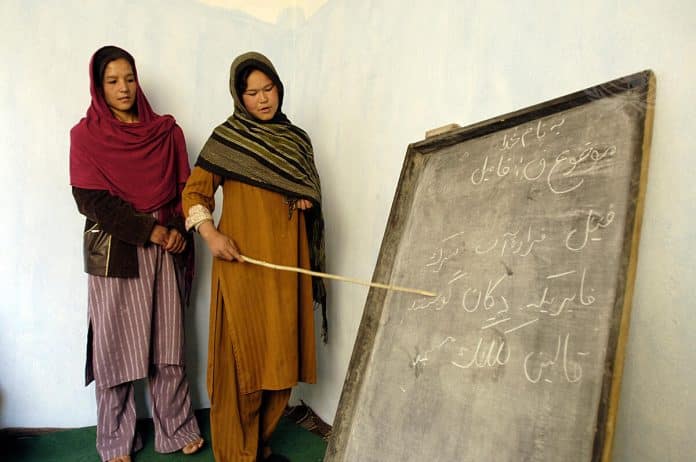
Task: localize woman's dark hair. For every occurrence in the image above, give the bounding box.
[92,46,136,89]
[234,60,284,106]
[235,65,258,98]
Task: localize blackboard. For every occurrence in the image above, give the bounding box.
[325,71,655,462]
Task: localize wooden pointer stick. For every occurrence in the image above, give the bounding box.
[241,255,437,297]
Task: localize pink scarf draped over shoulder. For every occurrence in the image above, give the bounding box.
[70,48,190,213]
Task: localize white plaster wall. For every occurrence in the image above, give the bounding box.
[1,1,694,461]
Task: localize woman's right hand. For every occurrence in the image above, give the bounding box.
[150,224,169,246]
[198,221,244,262]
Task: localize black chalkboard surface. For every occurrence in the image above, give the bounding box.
[325,71,655,462]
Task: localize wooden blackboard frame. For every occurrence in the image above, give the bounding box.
[325,70,655,462]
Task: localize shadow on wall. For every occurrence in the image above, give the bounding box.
[195,0,327,25]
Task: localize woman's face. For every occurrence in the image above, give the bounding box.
[102,58,137,121]
[241,70,279,121]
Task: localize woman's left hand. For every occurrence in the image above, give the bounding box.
[165,229,187,254]
[296,199,313,210]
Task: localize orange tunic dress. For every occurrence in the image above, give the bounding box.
[182,166,317,397]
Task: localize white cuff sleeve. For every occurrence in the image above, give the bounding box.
[185,204,214,232]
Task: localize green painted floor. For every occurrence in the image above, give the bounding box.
[3,409,327,462]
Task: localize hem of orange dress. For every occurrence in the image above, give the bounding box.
[237,377,318,395]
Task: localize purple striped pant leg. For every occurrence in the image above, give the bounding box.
[150,247,185,366]
[149,364,201,453]
[95,381,141,461]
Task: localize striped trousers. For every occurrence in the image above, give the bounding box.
[88,243,200,461]
[95,365,200,461]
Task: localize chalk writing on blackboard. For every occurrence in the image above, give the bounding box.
[471,118,619,198]
[394,114,622,394]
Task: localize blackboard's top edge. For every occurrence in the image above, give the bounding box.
[411,70,654,153]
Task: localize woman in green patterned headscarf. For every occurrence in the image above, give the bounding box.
[182,52,324,462]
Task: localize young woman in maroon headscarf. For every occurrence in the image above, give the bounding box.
[70,46,203,462]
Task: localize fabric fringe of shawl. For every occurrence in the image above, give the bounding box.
[284,401,332,440]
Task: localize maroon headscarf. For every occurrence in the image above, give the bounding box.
[70,46,190,213]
